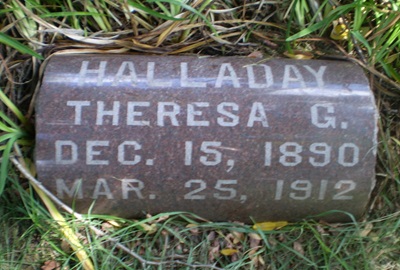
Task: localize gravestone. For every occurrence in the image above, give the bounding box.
[35,55,378,222]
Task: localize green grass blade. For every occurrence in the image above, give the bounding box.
[149,0,216,33]
[154,2,172,17]
[0,136,19,195]
[0,122,17,134]
[0,111,20,131]
[127,0,184,21]
[0,89,29,128]
[0,133,20,144]
[84,1,111,32]
[381,62,400,82]
[286,19,328,41]
[39,11,107,18]
[286,2,358,41]
[351,30,372,55]
[0,32,43,60]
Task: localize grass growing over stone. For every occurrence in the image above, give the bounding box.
[1,0,399,269]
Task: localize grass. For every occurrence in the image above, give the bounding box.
[1,0,400,269]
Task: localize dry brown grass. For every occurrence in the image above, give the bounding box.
[1,0,399,269]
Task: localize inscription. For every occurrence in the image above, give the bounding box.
[55,178,357,202]
[36,55,377,221]
[54,139,360,168]
[66,101,269,127]
[76,60,327,89]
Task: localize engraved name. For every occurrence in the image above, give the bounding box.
[70,60,327,89]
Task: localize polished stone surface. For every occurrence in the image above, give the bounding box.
[35,55,378,222]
